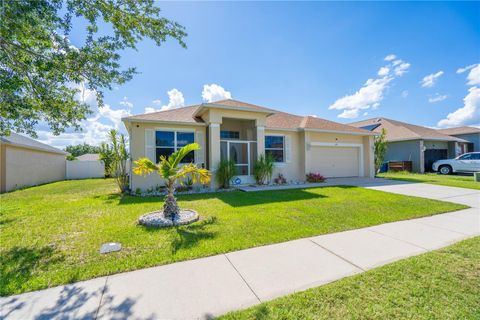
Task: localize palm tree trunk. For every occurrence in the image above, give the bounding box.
[163,179,179,220]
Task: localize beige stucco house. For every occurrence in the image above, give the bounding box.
[122,99,376,190]
[0,133,67,193]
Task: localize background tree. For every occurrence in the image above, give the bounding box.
[99,142,115,177]
[374,128,388,174]
[0,0,186,137]
[65,143,100,157]
[105,130,129,192]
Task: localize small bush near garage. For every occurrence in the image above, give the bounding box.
[306,172,326,183]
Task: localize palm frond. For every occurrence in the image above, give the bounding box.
[169,143,200,168]
[133,158,159,176]
[175,163,211,185]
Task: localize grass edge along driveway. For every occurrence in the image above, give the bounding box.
[378,171,480,190]
[220,236,480,320]
[0,179,468,296]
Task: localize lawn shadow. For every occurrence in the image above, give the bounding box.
[171,217,218,254]
[0,246,64,296]
[211,188,328,207]
[95,186,335,208]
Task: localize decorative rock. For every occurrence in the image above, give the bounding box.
[138,209,199,228]
[100,242,122,254]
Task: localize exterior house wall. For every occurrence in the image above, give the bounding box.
[451,133,480,151]
[3,145,66,192]
[265,129,303,182]
[385,140,421,172]
[127,114,375,190]
[304,132,373,178]
[129,121,207,191]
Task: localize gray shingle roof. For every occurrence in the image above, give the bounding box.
[0,132,67,155]
[124,99,373,135]
[349,118,469,142]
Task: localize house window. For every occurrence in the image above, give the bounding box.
[220,131,240,140]
[265,135,284,162]
[155,131,194,163]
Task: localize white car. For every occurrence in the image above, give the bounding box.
[432,152,480,175]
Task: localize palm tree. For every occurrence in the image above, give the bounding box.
[133,143,210,220]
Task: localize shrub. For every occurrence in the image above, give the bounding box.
[216,159,236,189]
[306,172,326,183]
[273,173,287,185]
[253,153,274,185]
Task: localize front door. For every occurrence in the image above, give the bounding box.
[229,141,249,176]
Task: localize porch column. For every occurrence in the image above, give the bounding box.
[419,140,425,173]
[256,125,265,158]
[208,123,221,188]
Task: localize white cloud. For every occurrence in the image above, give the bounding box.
[392,60,402,66]
[428,93,448,103]
[201,84,232,102]
[144,107,158,114]
[144,99,163,114]
[421,71,444,88]
[37,103,131,148]
[394,62,411,76]
[437,86,480,127]
[401,90,409,98]
[36,81,132,148]
[160,88,185,111]
[119,96,133,109]
[457,64,476,74]
[74,82,97,106]
[329,55,410,119]
[338,109,361,119]
[377,67,389,76]
[384,54,396,61]
[466,64,480,86]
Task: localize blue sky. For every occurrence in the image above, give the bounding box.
[39,1,480,148]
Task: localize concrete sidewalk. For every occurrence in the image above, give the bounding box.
[2,181,479,319]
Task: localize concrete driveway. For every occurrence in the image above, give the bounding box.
[1,179,479,319]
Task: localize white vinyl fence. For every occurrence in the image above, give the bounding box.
[66,160,104,179]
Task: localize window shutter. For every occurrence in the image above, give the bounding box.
[145,129,155,162]
[195,131,205,165]
[285,135,292,163]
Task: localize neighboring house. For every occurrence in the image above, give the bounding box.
[350,118,469,173]
[122,99,376,190]
[0,133,67,193]
[436,126,480,152]
[66,153,104,180]
[77,153,100,161]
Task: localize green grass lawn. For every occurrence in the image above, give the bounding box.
[378,171,480,190]
[221,236,480,320]
[0,179,467,296]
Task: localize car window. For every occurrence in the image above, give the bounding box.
[459,154,473,160]
[471,153,480,160]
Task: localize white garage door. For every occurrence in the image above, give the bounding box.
[309,146,360,177]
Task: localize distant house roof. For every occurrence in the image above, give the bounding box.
[349,118,468,143]
[77,153,100,161]
[0,132,67,155]
[437,126,480,136]
[123,99,374,135]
